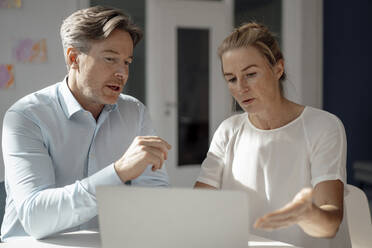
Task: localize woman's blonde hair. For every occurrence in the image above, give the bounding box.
[218,22,286,84]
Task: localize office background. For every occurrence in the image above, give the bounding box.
[0,0,371,225]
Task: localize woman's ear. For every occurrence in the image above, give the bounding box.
[66,47,80,69]
[274,59,284,80]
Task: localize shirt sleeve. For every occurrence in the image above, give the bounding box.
[2,110,119,239]
[309,115,347,187]
[196,122,227,189]
[131,104,169,187]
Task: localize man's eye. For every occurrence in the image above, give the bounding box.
[104,57,116,62]
[124,60,132,65]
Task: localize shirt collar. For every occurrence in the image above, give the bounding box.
[58,76,118,119]
[103,102,118,112]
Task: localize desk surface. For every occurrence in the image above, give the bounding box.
[1,230,301,248]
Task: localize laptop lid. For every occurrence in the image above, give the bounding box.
[96,186,249,248]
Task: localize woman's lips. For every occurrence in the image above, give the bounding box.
[242,98,254,104]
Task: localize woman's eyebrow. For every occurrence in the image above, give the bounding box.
[223,64,257,77]
[241,64,257,72]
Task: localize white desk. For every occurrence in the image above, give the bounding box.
[1,230,301,248]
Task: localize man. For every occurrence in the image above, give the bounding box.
[1,6,170,241]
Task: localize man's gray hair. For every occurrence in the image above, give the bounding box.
[60,5,142,69]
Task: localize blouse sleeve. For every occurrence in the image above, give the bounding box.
[309,115,347,187]
[196,122,229,189]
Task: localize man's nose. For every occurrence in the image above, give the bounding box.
[114,71,127,81]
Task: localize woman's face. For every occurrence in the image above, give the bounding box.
[221,46,284,114]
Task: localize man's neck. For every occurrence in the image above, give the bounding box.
[67,72,104,121]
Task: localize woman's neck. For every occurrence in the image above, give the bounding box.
[248,98,305,130]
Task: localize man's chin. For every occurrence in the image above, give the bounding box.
[104,96,119,105]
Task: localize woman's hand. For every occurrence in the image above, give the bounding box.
[254,188,314,230]
[254,180,344,238]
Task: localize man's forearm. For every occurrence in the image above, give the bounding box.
[17,181,97,239]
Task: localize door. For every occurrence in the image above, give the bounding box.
[146,0,233,187]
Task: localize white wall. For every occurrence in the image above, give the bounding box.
[282,0,323,108]
[0,0,89,181]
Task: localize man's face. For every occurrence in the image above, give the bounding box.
[69,29,134,113]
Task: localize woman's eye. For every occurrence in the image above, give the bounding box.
[246,72,257,78]
[227,77,236,83]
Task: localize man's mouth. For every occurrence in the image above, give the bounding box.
[107,85,121,92]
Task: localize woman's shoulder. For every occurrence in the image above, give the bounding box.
[209,112,248,150]
[219,112,248,131]
[302,106,345,137]
[211,112,249,142]
[303,106,343,126]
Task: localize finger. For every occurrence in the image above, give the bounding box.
[152,164,160,171]
[137,140,171,156]
[142,146,165,166]
[254,202,309,229]
[137,136,172,150]
[143,142,170,161]
[151,156,162,171]
[259,206,299,222]
[143,152,161,172]
[255,216,296,230]
[140,147,165,172]
[262,198,310,221]
[255,212,300,228]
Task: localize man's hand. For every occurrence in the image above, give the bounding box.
[254,188,314,230]
[114,136,171,183]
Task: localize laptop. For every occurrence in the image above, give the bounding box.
[96,186,249,248]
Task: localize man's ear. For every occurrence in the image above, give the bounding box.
[274,59,284,80]
[67,47,80,69]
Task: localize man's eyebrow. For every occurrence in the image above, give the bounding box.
[223,64,257,77]
[101,50,134,60]
[102,49,120,54]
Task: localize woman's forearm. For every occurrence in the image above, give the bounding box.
[298,204,343,238]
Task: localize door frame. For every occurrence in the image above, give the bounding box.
[145,0,233,187]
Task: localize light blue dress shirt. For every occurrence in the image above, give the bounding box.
[1,78,169,240]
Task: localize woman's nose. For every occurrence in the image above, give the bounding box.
[237,78,249,91]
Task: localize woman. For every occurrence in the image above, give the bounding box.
[194,22,351,248]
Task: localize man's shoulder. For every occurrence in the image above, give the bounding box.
[8,82,60,114]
